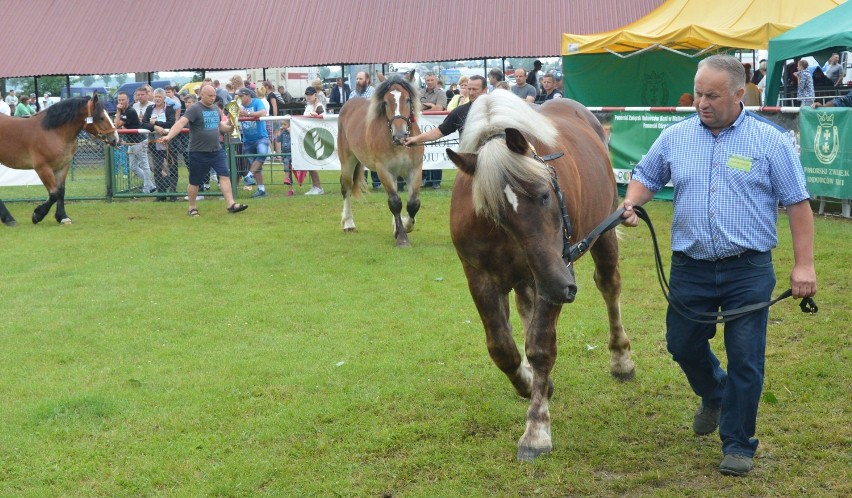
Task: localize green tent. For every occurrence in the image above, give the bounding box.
[765,1,852,106]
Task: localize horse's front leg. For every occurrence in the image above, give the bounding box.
[591,231,635,380]
[464,265,531,397]
[0,200,17,227]
[517,299,562,462]
[53,184,71,224]
[339,159,359,232]
[401,164,422,233]
[387,190,409,247]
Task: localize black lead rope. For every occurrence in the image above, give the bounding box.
[631,205,818,324]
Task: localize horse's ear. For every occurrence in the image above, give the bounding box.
[447,149,477,175]
[505,128,529,156]
[92,91,99,103]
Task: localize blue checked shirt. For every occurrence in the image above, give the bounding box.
[632,107,810,261]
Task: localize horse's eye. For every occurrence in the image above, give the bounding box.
[540,192,550,204]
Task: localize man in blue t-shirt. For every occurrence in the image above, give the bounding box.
[235,87,270,198]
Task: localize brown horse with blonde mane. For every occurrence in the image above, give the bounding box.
[447,90,635,461]
[337,76,424,247]
[0,93,118,226]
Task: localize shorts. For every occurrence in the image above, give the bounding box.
[188,149,229,186]
[242,137,269,167]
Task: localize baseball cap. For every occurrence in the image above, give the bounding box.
[236,87,253,97]
[304,86,317,95]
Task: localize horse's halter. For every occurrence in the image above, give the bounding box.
[526,143,574,265]
[385,90,414,144]
[84,100,117,144]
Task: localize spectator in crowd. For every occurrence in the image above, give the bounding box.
[796,59,814,107]
[29,93,39,113]
[235,87,270,199]
[165,85,182,120]
[350,71,375,98]
[0,92,10,116]
[114,91,156,194]
[301,86,325,196]
[403,75,487,148]
[822,53,845,86]
[279,117,294,193]
[14,95,35,117]
[751,59,767,85]
[495,81,510,91]
[526,59,543,95]
[180,93,197,183]
[677,92,694,106]
[159,85,248,217]
[447,76,470,110]
[141,88,177,200]
[488,68,504,92]
[277,85,294,103]
[5,89,18,109]
[445,82,458,101]
[811,66,833,88]
[262,81,283,155]
[329,76,350,106]
[420,72,447,111]
[742,64,762,107]
[541,73,562,101]
[511,68,537,103]
[620,54,815,478]
[420,71,448,189]
[785,57,801,89]
[812,89,852,108]
[310,78,328,109]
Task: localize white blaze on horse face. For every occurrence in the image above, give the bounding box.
[390,90,402,117]
[504,185,519,213]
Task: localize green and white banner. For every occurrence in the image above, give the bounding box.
[290,114,458,171]
[609,111,691,200]
[799,107,852,199]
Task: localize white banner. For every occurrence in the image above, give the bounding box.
[290,113,459,171]
[0,164,41,186]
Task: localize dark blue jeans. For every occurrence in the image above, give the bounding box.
[665,250,775,457]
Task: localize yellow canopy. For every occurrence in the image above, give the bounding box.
[562,0,846,56]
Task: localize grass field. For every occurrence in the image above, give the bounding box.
[0,174,849,497]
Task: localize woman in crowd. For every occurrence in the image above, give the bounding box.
[447,76,469,111]
[141,88,177,200]
[301,86,325,195]
[14,95,35,117]
[796,59,814,107]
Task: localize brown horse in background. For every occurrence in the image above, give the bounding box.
[447,90,635,461]
[337,76,424,247]
[0,93,118,226]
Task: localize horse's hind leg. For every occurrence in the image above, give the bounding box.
[591,230,635,380]
[0,200,17,227]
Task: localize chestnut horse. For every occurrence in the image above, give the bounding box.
[0,94,118,226]
[337,76,424,247]
[447,90,635,461]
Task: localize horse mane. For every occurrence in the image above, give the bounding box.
[459,90,559,222]
[367,76,421,123]
[42,97,93,130]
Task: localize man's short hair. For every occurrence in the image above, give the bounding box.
[469,75,487,89]
[488,68,504,81]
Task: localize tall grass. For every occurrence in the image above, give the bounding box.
[0,177,849,497]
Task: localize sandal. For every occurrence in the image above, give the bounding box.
[187,208,200,217]
[227,203,248,214]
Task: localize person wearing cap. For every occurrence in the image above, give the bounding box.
[541,73,562,101]
[158,85,248,217]
[300,86,325,195]
[29,93,40,113]
[236,87,270,198]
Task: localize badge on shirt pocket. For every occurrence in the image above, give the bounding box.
[727,154,753,173]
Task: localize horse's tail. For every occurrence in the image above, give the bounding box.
[350,162,368,199]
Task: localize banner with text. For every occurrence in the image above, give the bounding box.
[608,111,691,200]
[290,114,459,171]
[799,107,852,199]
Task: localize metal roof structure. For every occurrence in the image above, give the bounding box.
[0,0,663,78]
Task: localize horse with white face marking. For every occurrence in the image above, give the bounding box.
[337,76,424,247]
[447,90,635,461]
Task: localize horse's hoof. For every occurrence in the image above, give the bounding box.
[32,213,42,224]
[60,218,72,225]
[517,445,551,462]
[611,368,636,382]
[3,219,17,227]
[396,239,411,248]
[343,227,356,233]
